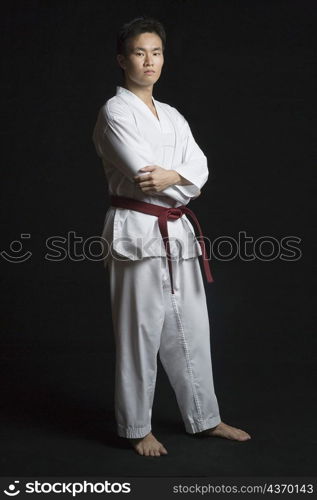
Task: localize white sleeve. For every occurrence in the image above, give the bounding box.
[172,115,209,199]
[93,103,155,181]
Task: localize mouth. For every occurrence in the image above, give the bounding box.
[144,71,155,74]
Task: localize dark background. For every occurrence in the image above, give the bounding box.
[1,0,316,477]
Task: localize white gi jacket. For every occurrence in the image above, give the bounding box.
[93,86,209,262]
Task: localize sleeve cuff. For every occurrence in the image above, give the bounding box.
[173,183,201,199]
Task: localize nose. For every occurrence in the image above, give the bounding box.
[144,53,154,66]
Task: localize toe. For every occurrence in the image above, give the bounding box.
[238,431,251,441]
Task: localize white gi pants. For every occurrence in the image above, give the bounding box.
[107,255,221,438]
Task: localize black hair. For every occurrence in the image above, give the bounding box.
[116,16,166,56]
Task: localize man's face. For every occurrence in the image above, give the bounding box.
[117,32,164,88]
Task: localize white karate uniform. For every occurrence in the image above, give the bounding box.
[93,86,221,437]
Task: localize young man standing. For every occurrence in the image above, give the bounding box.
[93,16,251,457]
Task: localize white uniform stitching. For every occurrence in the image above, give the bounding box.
[170,292,204,422]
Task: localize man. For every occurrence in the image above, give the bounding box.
[93,16,251,457]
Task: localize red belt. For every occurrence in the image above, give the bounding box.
[110,195,214,294]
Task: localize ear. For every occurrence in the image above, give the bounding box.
[117,54,126,70]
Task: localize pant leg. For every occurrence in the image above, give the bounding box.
[107,255,166,438]
[158,257,221,433]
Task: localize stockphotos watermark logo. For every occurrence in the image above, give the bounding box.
[0,230,302,263]
[3,480,131,496]
[3,481,20,496]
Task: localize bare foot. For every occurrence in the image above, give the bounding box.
[128,431,168,456]
[198,421,251,441]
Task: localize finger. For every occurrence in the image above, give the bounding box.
[134,174,152,183]
[138,180,155,188]
[139,166,155,172]
[141,186,158,193]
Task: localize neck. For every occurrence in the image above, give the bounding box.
[122,80,154,106]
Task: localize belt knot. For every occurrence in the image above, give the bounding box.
[166,207,184,220]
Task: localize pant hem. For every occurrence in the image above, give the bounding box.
[117,423,152,439]
[184,414,222,434]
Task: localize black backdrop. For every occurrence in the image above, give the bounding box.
[1,0,316,478]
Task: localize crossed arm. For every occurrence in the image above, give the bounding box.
[93,103,207,202]
[133,165,200,195]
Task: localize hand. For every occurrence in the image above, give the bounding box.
[134,165,180,193]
